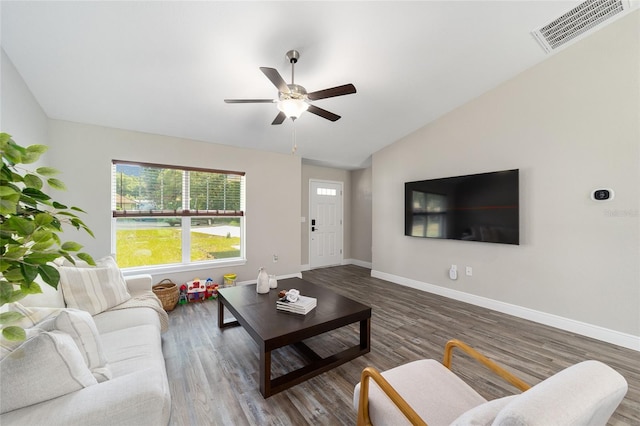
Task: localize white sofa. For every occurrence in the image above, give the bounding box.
[0,273,171,426]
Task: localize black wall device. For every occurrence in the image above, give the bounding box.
[591,189,614,201]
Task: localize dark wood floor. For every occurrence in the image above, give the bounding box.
[163,265,639,425]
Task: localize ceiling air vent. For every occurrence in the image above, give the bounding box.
[532,0,632,53]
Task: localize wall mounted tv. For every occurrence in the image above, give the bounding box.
[405,169,519,245]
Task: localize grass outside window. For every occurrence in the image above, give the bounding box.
[116,226,241,268]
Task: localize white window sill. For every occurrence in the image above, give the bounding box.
[121,258,247,277]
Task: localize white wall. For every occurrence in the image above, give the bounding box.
[372,11,639,348]
[351,167,372,266]
[46,120,302,286]
[1,48,48,146]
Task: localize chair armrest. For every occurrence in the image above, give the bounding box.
[443,339,531,392]
[357,367,427,426]
[124,274,153,295]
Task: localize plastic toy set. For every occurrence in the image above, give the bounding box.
[179,278,219,304]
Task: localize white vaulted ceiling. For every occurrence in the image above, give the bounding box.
[2,1,636,169]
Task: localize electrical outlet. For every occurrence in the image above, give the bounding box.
[273,254,278,263]
[466,266,472,276]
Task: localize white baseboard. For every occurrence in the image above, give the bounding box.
[301,259,372,272]
[371,269,640,352]
[344,258,373,269]
[238,272,302,286]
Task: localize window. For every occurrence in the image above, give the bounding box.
[111,160,245,269]
[316,187,337,196]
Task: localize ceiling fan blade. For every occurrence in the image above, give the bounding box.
[271,111,287,125]
[307,104,341,122]
[260,67,290,94]
[307,84,356,101]
[224,99,275,103]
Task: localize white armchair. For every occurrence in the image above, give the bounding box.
[354,339,627,426]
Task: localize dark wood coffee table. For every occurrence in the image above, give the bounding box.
[218,277,371,397]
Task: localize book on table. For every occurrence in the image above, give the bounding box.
[276,295,317,314]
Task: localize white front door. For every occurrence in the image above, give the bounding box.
[309,180,343,269]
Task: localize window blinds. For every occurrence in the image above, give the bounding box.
[111,160,245,218]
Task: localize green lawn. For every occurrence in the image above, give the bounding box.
[116,228,240,268]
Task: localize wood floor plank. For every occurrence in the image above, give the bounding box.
[163,265,639,425]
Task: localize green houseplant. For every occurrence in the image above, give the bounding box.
[0,132,95,340]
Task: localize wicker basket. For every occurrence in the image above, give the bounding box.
[152,279,179,312]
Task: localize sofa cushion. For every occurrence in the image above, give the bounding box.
[0,331,98,414]
[40,309,112,382]
[93,306,162,334]
[100,324,165,376]
[58,256,131,315]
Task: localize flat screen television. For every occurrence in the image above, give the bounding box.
[405,169,519,245]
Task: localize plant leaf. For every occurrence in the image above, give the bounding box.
[32,228,52,240]
[21,280,42,295]
[0,186,19,197]
[3,246,28,260]
[0,195,19,215]
[34,213,54,227]
[38,264,60,288]
[26,144,48,155]
[2,326,26,341]
[47,178,67,190]
[61,241,83,251]
[52,201,68,209]
[35,166,60,176]
[6,216,35,236]
[25,252,61,264]
[2,143,23,164]
[1,268,25,283]
[23,173,44,189]
[22,187,51,201]
[0,311,24,324]
[77,252,96,265]
[31,239,56,251]
[20,263,39,284]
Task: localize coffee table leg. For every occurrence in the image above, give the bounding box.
[218,298,224,328]
[360,317,371,350]
[260,347,271,397]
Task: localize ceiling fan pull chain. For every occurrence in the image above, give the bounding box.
[291,119,298,154]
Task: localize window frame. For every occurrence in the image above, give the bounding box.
[111,160,246,273]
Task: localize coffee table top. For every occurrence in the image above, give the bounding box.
[218,277,371,348]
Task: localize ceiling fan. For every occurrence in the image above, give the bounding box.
[224,50,357,125]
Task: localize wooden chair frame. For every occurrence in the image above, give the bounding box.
[356,339,531,426]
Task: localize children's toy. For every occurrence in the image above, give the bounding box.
[223,273,237,287]
[178,284,188,305]
[187,278,206,302]
[205,278,219,300]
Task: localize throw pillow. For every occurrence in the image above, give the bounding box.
[58,256,131,315]
[0,303,63,360]
[39,309,112,382]
[0,331,98,414]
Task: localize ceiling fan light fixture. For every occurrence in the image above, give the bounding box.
[277,98,309,119]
